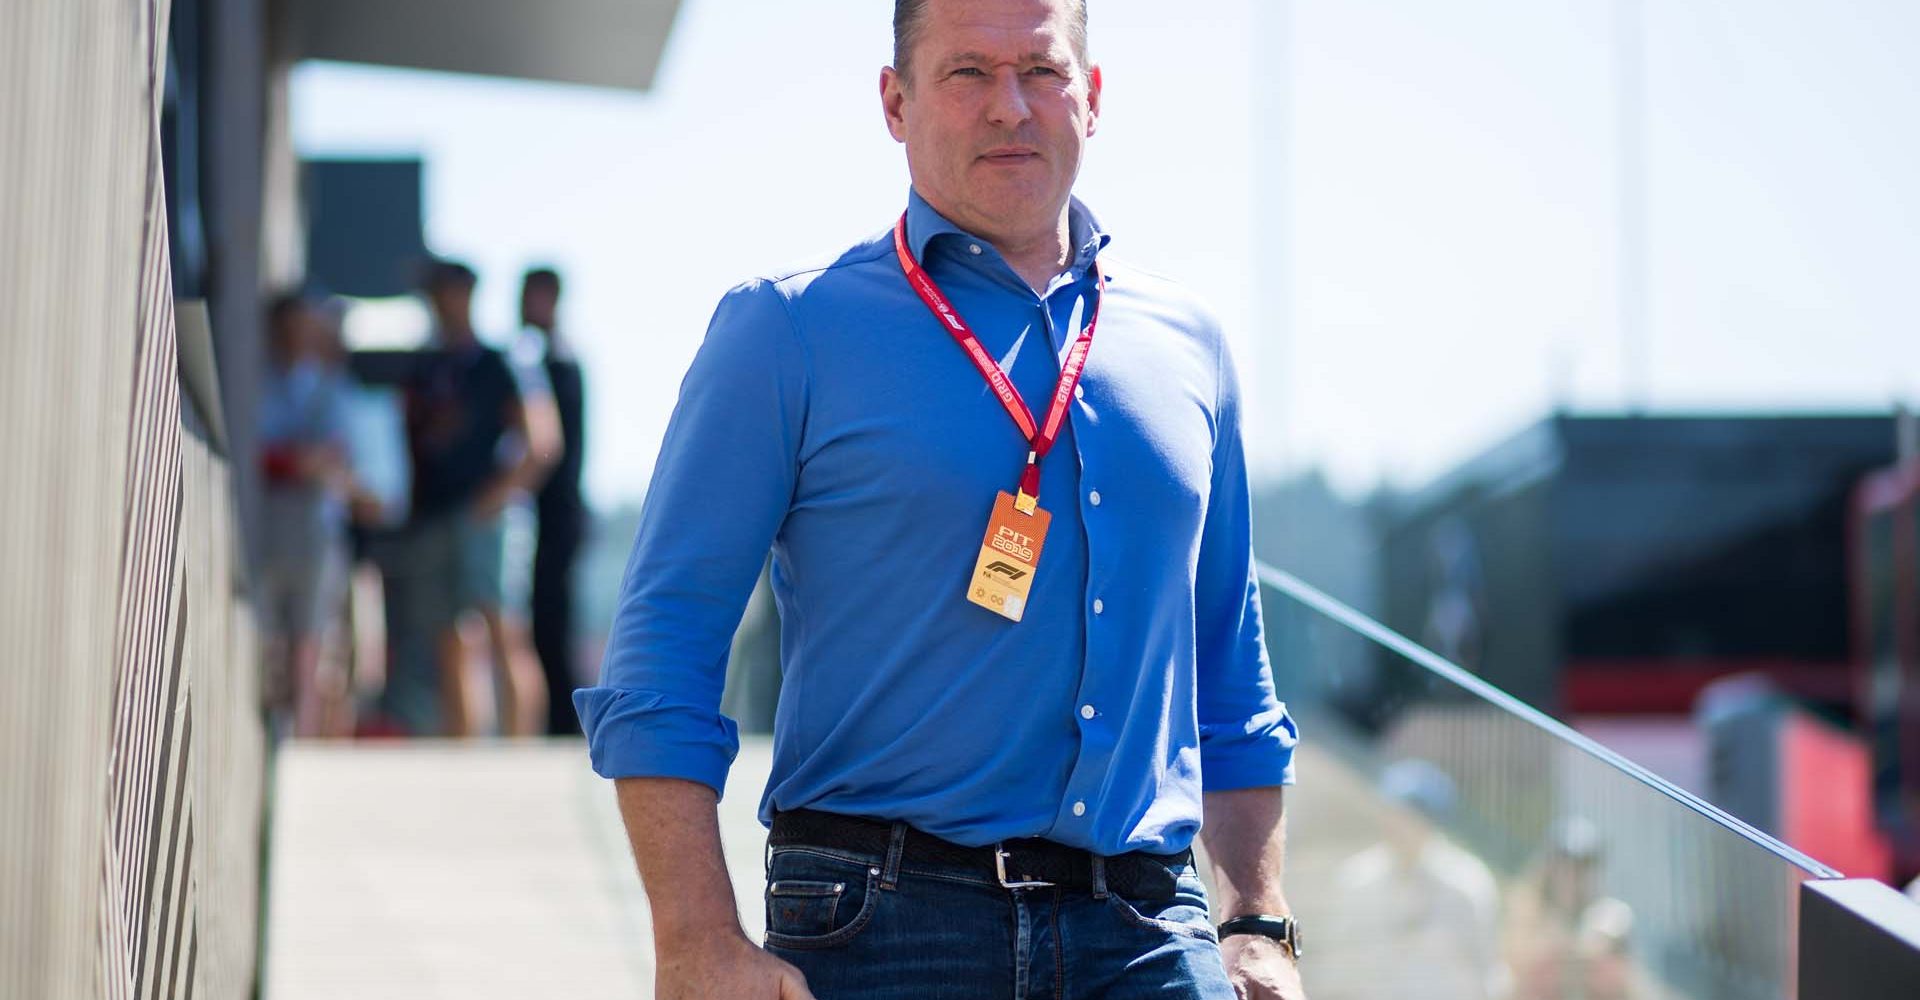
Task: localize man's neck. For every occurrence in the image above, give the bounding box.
[992,216,1073,294]
[530,323,568,359]
[925,191,1075,294]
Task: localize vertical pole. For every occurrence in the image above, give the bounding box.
[1895,404,1917,463]
[1616,0,1650,413]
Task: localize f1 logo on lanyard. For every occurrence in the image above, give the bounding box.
[891,215,1102,622]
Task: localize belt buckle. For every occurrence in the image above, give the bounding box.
[994,843,1054,890]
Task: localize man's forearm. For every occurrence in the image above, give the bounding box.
[500,446,554,496]
[615,777,745,946]
[471,446,556,515]
[1198,786,1292,919]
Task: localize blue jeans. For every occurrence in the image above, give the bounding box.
[761,827,1236,999]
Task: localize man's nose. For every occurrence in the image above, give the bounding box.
[984,68,1033,128]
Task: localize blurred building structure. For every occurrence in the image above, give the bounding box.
[1373,413,1918,882]
[1379,414,1895,714]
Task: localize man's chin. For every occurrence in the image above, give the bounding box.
[958,186,1062,228]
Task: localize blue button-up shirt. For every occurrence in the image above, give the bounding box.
[576,190,1297,855]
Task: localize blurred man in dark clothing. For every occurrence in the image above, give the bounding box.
[407,260,560,736]
[521,266,588,736]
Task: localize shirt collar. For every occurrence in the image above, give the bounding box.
[904,188,1111,272]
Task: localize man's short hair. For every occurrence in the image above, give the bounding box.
[424,259,478,292]
[522,267,562,296]
[893,0,1089,82]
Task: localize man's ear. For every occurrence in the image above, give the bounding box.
[1085,64,1103,137]
[881,66,909,143]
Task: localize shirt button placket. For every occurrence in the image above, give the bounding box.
[1073,411,1103,834]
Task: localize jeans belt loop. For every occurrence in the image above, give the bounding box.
[880,821,909,890]
[1089,854,1109,899]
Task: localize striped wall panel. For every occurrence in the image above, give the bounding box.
[1,0,265,997]
[0,0,159,994]
[105,122,189,1000]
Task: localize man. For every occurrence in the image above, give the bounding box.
[576,2,1305,997]
[406,260,559,736]
[520,267,589,735]
[257,293,355,737]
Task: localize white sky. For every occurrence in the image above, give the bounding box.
[292,0,1920,508]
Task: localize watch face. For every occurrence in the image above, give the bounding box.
[1287,918,1303,958]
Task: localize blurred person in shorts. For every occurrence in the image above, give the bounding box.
[405,260,562,736]
[258,292,356,737]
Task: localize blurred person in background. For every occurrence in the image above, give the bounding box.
[1317,760,1508,1000]
[520,266,589,736]
[575,0,1303,997]
[1504,817,1643,1000]
[405,259,561,737]
[258,292,356,737]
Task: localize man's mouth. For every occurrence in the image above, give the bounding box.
[981,147,1040,163]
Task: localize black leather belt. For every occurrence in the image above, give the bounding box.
[769,808,1192,899]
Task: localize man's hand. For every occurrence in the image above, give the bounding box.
[1220,934,1306,1000]
[654,929,815,1000]
[613,778,810,999]
[468,482,514,521]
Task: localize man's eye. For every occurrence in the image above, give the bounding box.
[1028,66,1061,76]
[952,67,985,77]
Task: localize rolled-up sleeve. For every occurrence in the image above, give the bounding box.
[573,279,808,797]
[1193,332,1298,791]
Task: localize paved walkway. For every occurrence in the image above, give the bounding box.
[264,737,1376,999]
[263,738,776,1000]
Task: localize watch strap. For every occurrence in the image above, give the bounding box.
[1216,914,1302,958]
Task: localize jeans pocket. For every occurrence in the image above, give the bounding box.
[767,880,844,935]
[763,849,881,950]
[1108,870,1218,942]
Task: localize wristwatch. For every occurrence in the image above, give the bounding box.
[1216,914,1303,959]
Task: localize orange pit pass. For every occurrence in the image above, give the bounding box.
[967,491,1051,622]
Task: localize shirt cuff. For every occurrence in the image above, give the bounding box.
[573,686,741,798]
[1199,702,1300,791]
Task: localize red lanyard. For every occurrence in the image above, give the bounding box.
[892,214,1101,510]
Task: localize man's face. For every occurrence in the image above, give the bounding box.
[429,283,473,336]
[270,305,315,364]
[882,0,1101,242]
[521,285,557,331]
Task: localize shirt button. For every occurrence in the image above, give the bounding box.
[1089,490,1102,506]
[1080,704,1096,720]
[1092,598,1104,615]
[1072,801,1087,817]
[968,243,983,255]
[1074,384,1085,400]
